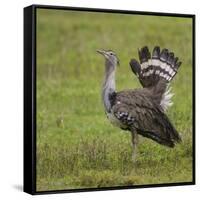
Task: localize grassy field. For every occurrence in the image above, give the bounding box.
[36,9,193,191]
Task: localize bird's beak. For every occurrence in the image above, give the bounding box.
[97,49,107,56]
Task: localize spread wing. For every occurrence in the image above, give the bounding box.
[111,90,181,147]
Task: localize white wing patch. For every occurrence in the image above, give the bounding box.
[106,112,127,129]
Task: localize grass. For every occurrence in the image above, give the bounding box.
[36,9,193,191]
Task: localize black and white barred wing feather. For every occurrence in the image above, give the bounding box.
[129,46,182,111]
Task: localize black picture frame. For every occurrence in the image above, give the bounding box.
[24,4,195,195]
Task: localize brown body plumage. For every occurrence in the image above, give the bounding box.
[97,46,182,161]
[111,88,180,147]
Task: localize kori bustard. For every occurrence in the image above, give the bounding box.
[97,46,182,161]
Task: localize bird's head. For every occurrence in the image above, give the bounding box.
[97,49,120,67]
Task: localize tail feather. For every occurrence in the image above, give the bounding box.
[130,46,182,111]
[138,46,151,63]
[152,46,160,59]
[130,46,181,86]
[160,86,174,111]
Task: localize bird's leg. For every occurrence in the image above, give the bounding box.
[131,132,139,163]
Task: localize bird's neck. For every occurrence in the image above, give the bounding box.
[102,61,116,113]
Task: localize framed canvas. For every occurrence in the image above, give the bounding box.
[24,4,195,195]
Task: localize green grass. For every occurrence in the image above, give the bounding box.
[36,9,193,191]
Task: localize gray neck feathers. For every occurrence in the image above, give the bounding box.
[102,60,116,113]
